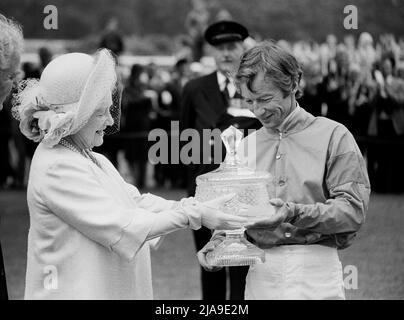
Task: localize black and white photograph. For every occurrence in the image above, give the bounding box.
[0,0,404,306]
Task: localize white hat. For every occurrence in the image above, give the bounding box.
[12,49,119,146]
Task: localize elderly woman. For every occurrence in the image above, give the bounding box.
[0,14,24,300]
[12,49,246,300]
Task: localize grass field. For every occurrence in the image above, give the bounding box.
[1,188,403,300]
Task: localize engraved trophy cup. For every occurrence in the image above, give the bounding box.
[195,126,274,266]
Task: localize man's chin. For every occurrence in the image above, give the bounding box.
[262,121,278,131]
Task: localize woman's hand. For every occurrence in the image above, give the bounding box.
[197,232,225,272]
[198,194,248,230]
[244,198,293,231]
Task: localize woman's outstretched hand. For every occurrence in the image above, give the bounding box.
[198,194,248,230]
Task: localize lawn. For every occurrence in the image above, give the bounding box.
[0,189,403,300]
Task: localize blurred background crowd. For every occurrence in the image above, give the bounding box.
[1,0,404,195]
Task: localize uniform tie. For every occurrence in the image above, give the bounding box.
[223,77,231,106]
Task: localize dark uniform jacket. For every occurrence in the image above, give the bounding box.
[180,71,261,195]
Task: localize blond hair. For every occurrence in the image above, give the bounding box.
[235,40,303,98]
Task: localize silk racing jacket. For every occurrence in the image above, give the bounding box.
[239,105,371,249]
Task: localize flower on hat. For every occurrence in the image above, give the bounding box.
[18,94,75,146]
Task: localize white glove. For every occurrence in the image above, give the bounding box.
[197,194,248,230]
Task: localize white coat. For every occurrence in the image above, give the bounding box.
[24,143,184,299]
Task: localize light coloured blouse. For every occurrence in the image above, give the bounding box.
[24,143,195,300]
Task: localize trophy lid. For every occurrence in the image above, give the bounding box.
[196,126,272,185]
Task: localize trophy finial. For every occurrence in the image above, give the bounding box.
[221,125,243,165]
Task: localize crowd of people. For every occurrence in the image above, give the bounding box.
[1,31,404,193]
[289,33,404,193]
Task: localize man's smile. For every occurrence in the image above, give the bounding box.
[261,113,273,122]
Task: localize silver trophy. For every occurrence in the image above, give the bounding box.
[195,126,274,266]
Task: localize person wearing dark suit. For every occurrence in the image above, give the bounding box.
[180,20,261,300]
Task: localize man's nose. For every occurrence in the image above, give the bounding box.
[251,102,266,116]
[221,48,231,57]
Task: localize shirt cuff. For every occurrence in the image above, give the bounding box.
[174,197,202,230]
[110,208,158,261]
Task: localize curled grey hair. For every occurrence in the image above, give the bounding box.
[235,40,303,99]
[0,14,24,70]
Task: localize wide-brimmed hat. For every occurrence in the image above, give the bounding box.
[12,49,120,147]
[204,20,249,46]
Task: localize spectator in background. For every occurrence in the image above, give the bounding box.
[99,17,124,58]
[323,46,352,129]
[38,47,53,74]
[147,67,173,187]
[344,34,356,62]
[367,54,404,193]
[215,8,232,22]
[396,61,404,79]
[8,47,53,190]
[348,63,377,151]
[298,62,325,117]
[277,39,293,53]
[121,64,153,189]
[356,32,377,74]
[174,35,194,65]
[323,34,338,62]
[0,12,24,301]
[164,59,191,188]
[0,96,13,189]
[172,58,192,89]
[21,61,40,80]
[97,20,124,166]
[185,0,210,61]
[13,61,40,187]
